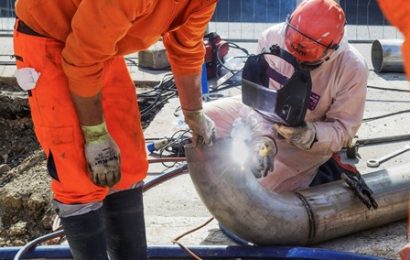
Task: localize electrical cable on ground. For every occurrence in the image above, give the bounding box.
[139,73,177,118]
[125,57,139,67]
[171,217,215,260]
[148,157,186,164]
[367,85,409,92]
[362,109,410,122]
[13,230,65,260]
[146,129,191,168]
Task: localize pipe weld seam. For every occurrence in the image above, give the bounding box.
[294,191,316,243]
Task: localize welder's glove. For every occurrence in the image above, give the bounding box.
[274,122,316,150]
[82,121,121,187]
[250,136,276,178]
[182,109,216,147]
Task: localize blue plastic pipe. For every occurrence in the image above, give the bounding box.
[0,245,387,260]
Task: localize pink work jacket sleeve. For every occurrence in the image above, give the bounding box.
[310,54,368,155]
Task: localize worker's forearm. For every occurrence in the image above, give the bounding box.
[174,74,203,111]
[71,93,104,126]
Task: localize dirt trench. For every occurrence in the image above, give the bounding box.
[0,79,50,246]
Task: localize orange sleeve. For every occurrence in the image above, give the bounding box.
[62,0,153,97]
[162,2,217,76]
[378,0,410,34]
[378,0,410,79]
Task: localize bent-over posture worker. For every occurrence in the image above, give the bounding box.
[205,0,368,192]
[377,1,410,259]
[13,1,217,259]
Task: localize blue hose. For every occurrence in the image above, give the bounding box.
[0,244,388,260]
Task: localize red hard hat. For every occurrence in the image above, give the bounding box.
[285,0,346,64]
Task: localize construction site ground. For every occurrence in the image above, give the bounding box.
[1,36,410,260]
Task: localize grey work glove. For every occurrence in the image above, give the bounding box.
[274,122,317,150]
[82,121,121,187]
[182,109,216,147]
[250,136,276,178]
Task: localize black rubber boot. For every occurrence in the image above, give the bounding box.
[103,186,148,260]
[60,208,109,260]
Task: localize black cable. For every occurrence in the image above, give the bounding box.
[209,82,241,93]
[362,109,410,122]
[367,85,409,93]
[139,73,177,118]
[216,41,249,74]
[159,129,191,168]
[125,57,139,67]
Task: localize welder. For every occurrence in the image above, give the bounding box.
[377,1,410,259]
[13,1,217,259]
[205,0,368,192]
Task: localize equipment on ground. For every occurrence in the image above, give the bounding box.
[371,39,404,73]
[241,44,312,127]
[366,143,410,168]
[325,153,378,210]
[204,32,229,79]
[341,171,378,209]
[346,134,410,159]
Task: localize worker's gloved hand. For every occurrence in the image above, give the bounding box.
[274,122,316,150]
[82,121,121,187]
[182,109,216,147]
[250,136,276,178]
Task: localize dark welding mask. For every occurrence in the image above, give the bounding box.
[241,44,312,127]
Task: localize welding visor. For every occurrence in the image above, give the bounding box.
[241,45,312,127]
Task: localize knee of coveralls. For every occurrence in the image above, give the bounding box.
[100,56,148,191]
[13,30,148,204]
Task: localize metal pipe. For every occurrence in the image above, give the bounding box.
[371,39,404,73]
[185,139,410,245]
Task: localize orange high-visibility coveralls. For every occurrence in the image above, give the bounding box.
[377,2,410,259]
[378,0,410,79]
[14,0,217,204]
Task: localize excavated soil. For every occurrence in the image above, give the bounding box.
[0,79,51,246]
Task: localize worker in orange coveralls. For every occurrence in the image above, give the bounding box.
[377,1,410,259]
[13,1,217,259]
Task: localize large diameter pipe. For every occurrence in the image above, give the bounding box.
[185,139,410,245]
[371,39,404,73]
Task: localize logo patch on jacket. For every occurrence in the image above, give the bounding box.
[308,92,320,111]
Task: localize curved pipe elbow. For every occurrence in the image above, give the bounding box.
[185,139,410,245]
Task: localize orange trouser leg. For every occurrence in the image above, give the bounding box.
[13,30,148,204]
